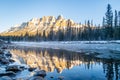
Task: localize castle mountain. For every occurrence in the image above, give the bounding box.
[1,15,82,37]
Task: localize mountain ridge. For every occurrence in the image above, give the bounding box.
[1,15,82,36]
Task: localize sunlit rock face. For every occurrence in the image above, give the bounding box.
[1,15,82,36]
[7,23,27,33]
[10,47,101,73]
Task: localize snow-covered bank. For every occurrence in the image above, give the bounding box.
[12,41,120,51]
[11,41,120,59]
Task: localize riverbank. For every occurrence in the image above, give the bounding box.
[0,43,47,80]
[12,41,120,60]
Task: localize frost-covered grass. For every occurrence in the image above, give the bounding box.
[11,41,120,59]
[12,40,120,50]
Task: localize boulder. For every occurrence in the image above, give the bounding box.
[0,55,5,61]
[5,52,12,58]
[0,49,4,54]
[50,76,54,78]
[0,39,5,44]
[9,59,15,63]
[0,71,16,77]
[6,65,23,72]
[0,54,11,65]
[1,46,8,49]
[34,70,46,78]
[1,58,10,64]
[0,76,12,80]
[58,76,64,80]
[28,67,36,72]
[19,66,26,70]
[29,76,44,80]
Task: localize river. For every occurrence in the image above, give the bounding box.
[9,46,120,80]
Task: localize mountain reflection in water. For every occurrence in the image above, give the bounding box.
[10,46,120,80]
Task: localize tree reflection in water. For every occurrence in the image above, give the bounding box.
[103,59,120,80]
[10,46,120,80]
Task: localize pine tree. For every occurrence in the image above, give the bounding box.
[105,4,113,40]
[118,11,120,39]
[24,32,29,41]
[102,17,106,40]
[114,10,118,27]
[66,19,72,40]
[118,11,120,26]
[35,30,40,41]
[87,20,91,40]
[114,10,118,39]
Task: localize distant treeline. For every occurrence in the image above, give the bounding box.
[0,4,120,41]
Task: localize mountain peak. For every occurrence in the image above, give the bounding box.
[0,15,81,36]
[30,18,40,22]
[57,15,64,20]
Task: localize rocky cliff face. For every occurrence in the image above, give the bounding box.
[1,15,81,36]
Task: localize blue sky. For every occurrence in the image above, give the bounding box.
[0,0,120,32]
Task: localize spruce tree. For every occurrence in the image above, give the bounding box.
[105,4,113,40]
[114,10,118,27]
[114,10,118,39]
[118,11,120,39]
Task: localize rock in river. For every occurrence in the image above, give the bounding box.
[6,65,23,72]
[29,76,45,80]
[0,58,10,65]
[0,71,16,77]
[58,76,64,80]
[5,52,12,58]
[0,76,12,80]
[28,67,36,72]
[0,49,4,54]
[34,70,46,78]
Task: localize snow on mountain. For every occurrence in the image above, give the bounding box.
[5,22,27,33]
[0,15,81,36]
